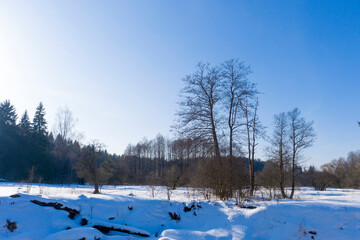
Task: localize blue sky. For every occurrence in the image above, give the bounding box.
[0,0,359,167]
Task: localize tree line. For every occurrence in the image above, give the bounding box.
[0,100,81,183]
[1,58,357,198]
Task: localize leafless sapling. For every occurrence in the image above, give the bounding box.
[269,112,289,198]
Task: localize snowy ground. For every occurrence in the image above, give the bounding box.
[0,183,359,240]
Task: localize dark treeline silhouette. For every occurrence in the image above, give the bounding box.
[0,100,81,183]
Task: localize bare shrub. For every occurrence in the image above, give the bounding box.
[192,157,247,201]
[26,166,36,194]
[257,161,280,199]
[146,173,159,198]
[4,219,17,232]
[313,170,333,191]
[169,212,181,221]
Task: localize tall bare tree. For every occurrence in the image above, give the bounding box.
[174,62,222,158]
[53,106,76,141]
[221,59,251,156]
[241,82,259,196]
[249,98,264,195]
[288,108,315,199]
[155,133,166,176]
[270,112,289,198]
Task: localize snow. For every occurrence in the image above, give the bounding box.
[0,183,359,239]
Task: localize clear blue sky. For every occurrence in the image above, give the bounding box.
[0,0,359,167]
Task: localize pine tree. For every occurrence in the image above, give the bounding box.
[17,110,33,179]
[0,100,21,180]
[32,102,47,135]
[0,100,17,126]
[19,110,31,136]
[30,102,52,182]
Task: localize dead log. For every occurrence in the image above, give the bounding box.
[240,205,257,209]
[93,225,149,237]
[30,200,80,219]
[10,194,21,198]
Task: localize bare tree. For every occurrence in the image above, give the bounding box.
[174,62,222,158]
[249,98,264,195]
[154,133,166,176]
[53,106,77,141]
[269,112,289,198]
[241,82,259,196]
[155,133,165,160]
[75,141,107,194]
[221,59,251,156]
[288,108,316,199]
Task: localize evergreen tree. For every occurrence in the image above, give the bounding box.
[33,102,47,135]
[17,110,33,179]
[31,102,52,182]
[0,100,17,126]
[19,110,31,136]
[0,100,20,180]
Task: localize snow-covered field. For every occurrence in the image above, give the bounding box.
[0,183,359,240]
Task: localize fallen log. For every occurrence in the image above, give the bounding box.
[30,200,80,219]
[93,225,150,237]
[240,205,257,209]
[30,199,149,237]
[10,194,21,198]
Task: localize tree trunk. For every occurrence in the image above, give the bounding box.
[93,182,100,194]
[210,102,220,158]
[228,94,234,157]
[244,98,254,196]
[250,100,258,197]
[229,127,233,157]
[279,157,287,198]
[251,137,255,197]
[246,119,253,196]
[279,135,287,198]
[290,149,296,199]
